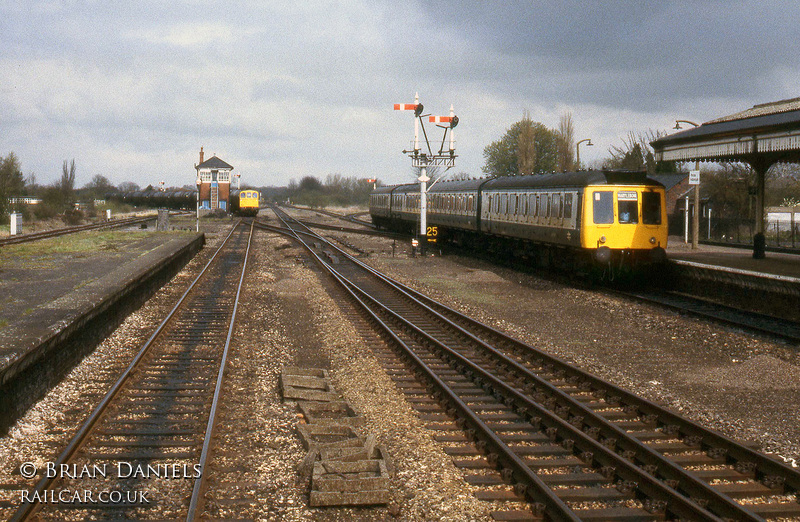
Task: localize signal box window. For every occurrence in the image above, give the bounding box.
[642,192,662,224]
[617,191,638,224]
[593,191,613,224]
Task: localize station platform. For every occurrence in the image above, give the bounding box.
[666,237,800,281]
[0,229,204,388]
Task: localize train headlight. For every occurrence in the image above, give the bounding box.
[649,237,656,244]
[599,236,607,244]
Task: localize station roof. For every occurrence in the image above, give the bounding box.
[196,156,234,170]
[650,173,687,191]
[651,97,800,164]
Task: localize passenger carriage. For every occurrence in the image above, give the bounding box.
[370,170,668,271]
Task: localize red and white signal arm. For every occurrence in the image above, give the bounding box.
[430,115,459,128]
[367,178,377,183]
[394,104,419,111]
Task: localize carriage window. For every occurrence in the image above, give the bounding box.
[617,191,638,224]
[468,195,474,211]
[553,194,562,218]
[593,191,614,224]
[501,194,508,214]
[545,194,551,218]
[564,193,573,219]
[642,191,661,225]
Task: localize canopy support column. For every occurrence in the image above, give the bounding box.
[751,157,768,259]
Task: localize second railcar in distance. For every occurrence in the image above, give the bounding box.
[369,170,668,271]
[230,189,260,216]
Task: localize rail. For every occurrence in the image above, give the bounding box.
[10,220,252,521]
[257,205,800,521]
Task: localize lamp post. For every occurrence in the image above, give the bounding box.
[576,138,593,170]
[196,178,201,232]
[674,120,700,249]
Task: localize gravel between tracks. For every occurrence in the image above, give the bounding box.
[2,209,798,521]
[328,227,800,469]
[211,231,492,521]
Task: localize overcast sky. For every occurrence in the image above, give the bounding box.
[3,1,799,189]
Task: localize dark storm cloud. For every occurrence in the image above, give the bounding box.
[2,1,799,186]
[418,1,800,110]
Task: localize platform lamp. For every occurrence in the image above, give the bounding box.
[674,120,700,248]
[576,138,593,170]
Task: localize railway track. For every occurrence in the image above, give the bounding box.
[614,289,800,345]
[279,203,376,228]
[262,206,800,521]
[291,203,799,345]
[0,215,157,247]
[8,220,253,521]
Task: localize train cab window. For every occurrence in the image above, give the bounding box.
[564,193,573,219]
[617,191,638,224]
[642,191,662,224]
[593,191,614,224]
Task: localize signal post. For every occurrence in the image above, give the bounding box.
[394,93,458,254]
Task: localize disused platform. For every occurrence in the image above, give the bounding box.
[0,230,204,390]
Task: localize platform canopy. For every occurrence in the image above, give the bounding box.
[651,97,800,258]
[652,98,800,164]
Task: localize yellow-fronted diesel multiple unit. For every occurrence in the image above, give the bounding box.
[232,190,260,216]
[370,170,668,273]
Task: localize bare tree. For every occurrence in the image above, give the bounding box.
[118,181,140,192]
[517,110,537,175]
[61,159,76,209]
[605,130,676,174]
[556,112,575,172]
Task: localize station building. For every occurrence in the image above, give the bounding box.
[195,147,233,211]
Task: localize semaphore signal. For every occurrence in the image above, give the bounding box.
[392,92,459,253]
